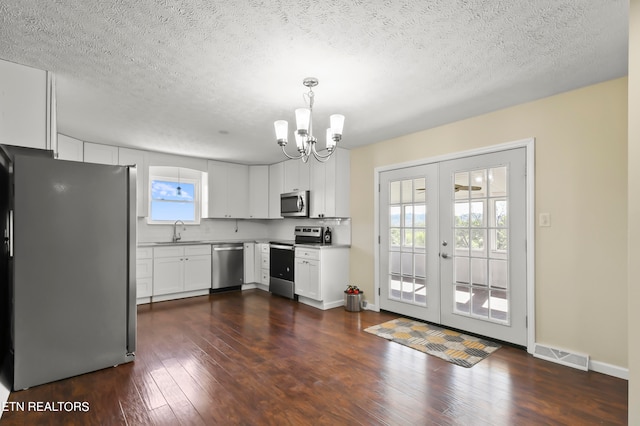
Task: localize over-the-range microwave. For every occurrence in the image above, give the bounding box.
[280,190,310,217]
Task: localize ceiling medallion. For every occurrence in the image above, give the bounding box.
[273,77,344,163]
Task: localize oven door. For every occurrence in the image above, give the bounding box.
[269,244,296,299]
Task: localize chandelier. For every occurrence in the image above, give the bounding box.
[274,77,344,163]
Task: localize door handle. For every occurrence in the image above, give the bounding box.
[440,252,450,259]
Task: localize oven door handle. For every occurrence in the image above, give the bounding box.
[270,244,295,250]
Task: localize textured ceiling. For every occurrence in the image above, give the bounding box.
[0,0,629,164]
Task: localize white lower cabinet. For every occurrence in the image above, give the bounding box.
[136,247,153,303]
[153,245,211,300]
[294,246,349,310]
[295,256,320,300]
[243,242,255,284]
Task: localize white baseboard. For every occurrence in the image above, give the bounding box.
[589,360,629,380]
[362,302,379,312]
[241,283,257,290]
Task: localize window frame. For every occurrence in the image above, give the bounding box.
[147,169,202,225]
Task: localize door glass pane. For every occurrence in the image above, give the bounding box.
[489,259,507,289]
[471,258,487,286]
[489,167,507,197]
[470,201,485,227]
[471,287,489,317]
[454,172,469,199]
[414,205,426,227]
[414,254,426,277]
[404,205,413,227]
[414,229,426,249]
[490,290,509,321]
[455,257,469,284]
[390,228,400,247]
[415,278,427,305]
[414,178,426,203]
[470,169,487,199]
[390,181,401,204]
[390,252,401,275]
[450,165,510,325]
[390,206,401,227]
[455,202,469,227]
[401,180,413,203]
[455,285,470,314]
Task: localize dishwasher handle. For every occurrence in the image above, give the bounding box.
[213,246,243,251]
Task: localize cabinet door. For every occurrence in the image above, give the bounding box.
[244,243,255,283]
[268,162,284,218]
[207,160,228,218]
[310,159,326,218]
[294,257,309,297]
[137,277,153,298]
[227,163,249,218]
[284,159,310,192]
[57,134,84,162]
[0,60,47,149]
[153,257,184,295]
[84,142,118,165]
[249,165,269,218]
[307,259,321,300]
[183,255,211,291]
[118,147,148,217]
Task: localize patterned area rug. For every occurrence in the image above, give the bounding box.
[364,318,501,367]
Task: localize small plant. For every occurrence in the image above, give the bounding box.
[345,285,361,294]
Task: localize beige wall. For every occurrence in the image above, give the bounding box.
[629,0,639,423]
[350,77,628,368]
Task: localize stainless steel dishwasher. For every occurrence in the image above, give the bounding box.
[211,243,244,291]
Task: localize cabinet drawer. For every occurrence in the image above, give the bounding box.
[154,246,184,258]
[137,277,152,298]
[261,254,270,268]
[136,258,153,279]
[137,247,153,259]
[261,244,269,253]
[260,270,269,285]
[295,248,320,261]
[185,245,211,256]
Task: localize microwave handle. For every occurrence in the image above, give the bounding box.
[297,195,304,212]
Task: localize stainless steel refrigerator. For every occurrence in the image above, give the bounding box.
[4,150,136,390]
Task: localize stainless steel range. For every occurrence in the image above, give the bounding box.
[268,226,324,299]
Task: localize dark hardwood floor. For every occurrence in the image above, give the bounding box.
[1,289,627,425]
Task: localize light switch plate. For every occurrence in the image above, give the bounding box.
[539,213,551,227]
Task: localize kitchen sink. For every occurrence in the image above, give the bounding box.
[153,240,207,245]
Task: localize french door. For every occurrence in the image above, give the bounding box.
[379,148,527,346]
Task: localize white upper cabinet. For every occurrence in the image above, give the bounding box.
[310,148,350,218]
[268,162,284,218]
[118,147,148,218]
[283,159,310,192]
[248,165,269,219]
[57,134,84,162]
[207,160,249,218]
[0,60,49,149]
[84,142,118,165]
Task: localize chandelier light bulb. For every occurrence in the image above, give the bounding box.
[274,120,288,145]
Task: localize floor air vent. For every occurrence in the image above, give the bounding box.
[533,344,589,371]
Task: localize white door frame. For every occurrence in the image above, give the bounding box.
[373,137,535,354]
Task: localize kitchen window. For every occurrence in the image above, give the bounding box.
[147,167,204,224]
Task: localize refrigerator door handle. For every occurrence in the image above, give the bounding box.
[126,165,137,356]
[7,210,13,257]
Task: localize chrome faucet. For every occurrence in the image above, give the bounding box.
[172,220,185,242]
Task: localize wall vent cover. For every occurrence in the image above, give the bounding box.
[533,343,589,371]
